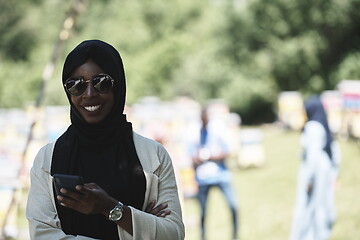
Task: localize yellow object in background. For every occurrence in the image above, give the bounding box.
[278,91,306,131]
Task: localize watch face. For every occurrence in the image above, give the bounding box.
[110,208,122,221]
[109,203,123,221]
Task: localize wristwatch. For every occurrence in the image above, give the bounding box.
[108,201,124,221]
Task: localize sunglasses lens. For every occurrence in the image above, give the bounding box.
[93,75,113,93]
[65,78,86,96]
[64,74,114,96]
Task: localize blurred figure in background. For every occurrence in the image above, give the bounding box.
[289,96,341,240]
[189,106,239,240]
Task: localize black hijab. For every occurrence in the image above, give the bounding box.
[304,96,333,160]
[51,40,146,239]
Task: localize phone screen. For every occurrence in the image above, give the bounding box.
[53,174,84,198]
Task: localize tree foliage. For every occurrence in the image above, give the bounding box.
[0,0,359,123]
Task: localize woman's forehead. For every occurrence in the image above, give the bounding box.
[70,59,103,75]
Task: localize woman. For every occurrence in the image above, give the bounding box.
[289,96,340,240]
[26,40,185,240]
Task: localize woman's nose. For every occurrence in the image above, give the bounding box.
[83,82,98,97]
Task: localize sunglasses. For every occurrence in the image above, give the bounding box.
[64,73,114,96]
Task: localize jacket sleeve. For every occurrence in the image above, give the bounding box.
[129,143,185,240]
[26,144,97,240]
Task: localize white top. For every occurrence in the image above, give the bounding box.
[301,121,340,168]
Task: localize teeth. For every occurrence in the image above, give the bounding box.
[84,105,101,112]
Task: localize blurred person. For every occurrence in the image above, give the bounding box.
[189,107,239,240]
[289,96,340,240]
[26,40,185,240]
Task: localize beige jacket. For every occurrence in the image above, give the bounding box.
[26,132,185,240]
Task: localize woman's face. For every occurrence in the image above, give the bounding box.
[69,59,114,124]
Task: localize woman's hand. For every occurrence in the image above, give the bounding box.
[56,183,117,216]
[57,184,171,218]
[145,200,171,217]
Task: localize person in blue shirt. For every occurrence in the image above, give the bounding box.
[189,107,239,240]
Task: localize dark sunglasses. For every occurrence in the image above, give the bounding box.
[64,73,114,96]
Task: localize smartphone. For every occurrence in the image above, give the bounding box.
[53,174,84,198]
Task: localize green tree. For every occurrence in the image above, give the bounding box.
[247,0,360,93]
[0,0,41,61]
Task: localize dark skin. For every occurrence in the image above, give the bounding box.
[58,59,170,236]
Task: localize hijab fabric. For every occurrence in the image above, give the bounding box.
[51,40,146,239]
[304,96,333,160]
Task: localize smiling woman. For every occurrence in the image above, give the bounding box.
[26,40,185,240]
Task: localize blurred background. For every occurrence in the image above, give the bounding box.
[0,0,359,239]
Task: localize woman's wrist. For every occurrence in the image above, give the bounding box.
[102,197,119,217]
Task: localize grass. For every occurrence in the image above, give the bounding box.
[183,125,360,240]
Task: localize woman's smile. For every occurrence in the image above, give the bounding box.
[83,104,101,112]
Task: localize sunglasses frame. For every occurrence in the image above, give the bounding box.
[64,73,115,96]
